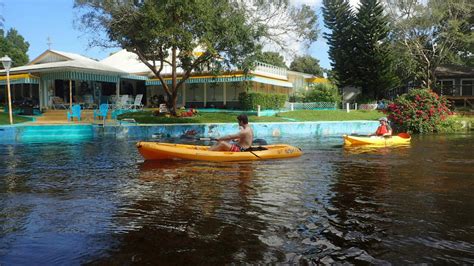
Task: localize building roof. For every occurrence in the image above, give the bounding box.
[1,50,126,75]
[100,49,155,75]
[435,65,474,78]
[100,49,180,76]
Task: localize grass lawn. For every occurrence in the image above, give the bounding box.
[451,114,474,124]
[119,111,287,123]
[0,112,31,125]
[277,110,383,121]
[120,109,383,124]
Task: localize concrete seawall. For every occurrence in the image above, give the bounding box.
[0,121,379,142]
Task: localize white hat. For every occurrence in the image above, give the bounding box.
[379,117,388,122]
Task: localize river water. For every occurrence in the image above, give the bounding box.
[0,134,473,264]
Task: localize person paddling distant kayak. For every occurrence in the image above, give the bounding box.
[373,117,392,136]
[210,114,253,152]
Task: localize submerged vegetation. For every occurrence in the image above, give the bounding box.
[119,110,383,124]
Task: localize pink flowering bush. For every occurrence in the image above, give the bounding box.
[385,88,452,133]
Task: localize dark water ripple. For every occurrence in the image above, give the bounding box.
[0,134,473,264]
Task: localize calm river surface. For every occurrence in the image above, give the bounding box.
[1,134,473,264]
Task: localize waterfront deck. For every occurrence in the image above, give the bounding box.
[445,95,474,108]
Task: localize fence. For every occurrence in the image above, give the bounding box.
[284,102,337,110]
[358,103,378,110]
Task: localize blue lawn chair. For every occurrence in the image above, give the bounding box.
[67,104,82,121]
[93,103,109,122]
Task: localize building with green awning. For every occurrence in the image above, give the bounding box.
[0,50,145,110]
[1,49,323,111]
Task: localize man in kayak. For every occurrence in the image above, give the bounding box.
[374,117,392,136]
[210,114,254,152]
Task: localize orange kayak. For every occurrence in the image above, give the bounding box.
[136,142,303,162]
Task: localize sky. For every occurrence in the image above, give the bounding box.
[1,0,358,70]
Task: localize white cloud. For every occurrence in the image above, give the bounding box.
[261,0,360,68]
[290,0,322,7]
[290,0,359,8]
[348,0,360,8]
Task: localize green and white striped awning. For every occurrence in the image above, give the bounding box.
[146,75,248,86]
[121,74,148,81]
[41,71,121,83]
[0,74,40,85]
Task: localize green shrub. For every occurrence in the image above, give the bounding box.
[238,92,287,110]
[304,83,340,103]
[385,88,452,134]
[289,91,306,102]
[436,117,464,133]
[354,94,377,104]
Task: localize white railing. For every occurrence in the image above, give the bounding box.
[253,61,288,79]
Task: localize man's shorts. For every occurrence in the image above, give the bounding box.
[229,144,244,152]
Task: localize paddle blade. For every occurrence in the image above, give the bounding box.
[397,133,411,139]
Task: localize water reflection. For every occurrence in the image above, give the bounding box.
[89,160,277,264]
[343,143,411,155]
[0,134,473,264]
[323,134,474,264]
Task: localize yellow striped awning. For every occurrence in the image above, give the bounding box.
[0,74,40,85]
[306,77,329,83]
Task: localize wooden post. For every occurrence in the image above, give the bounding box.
[69,80,73,110]
[116,82,120,98]
[223,82,227,106]
[6,71,13,124]
[182,83,186,107]
[203,83,207,107]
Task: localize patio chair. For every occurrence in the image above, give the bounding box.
[83,94,97,109]
[131,94,144,110]
[93,103,109,122]
[51,97,67,110]
[159,103,169,113]
[116,95,131,110]
[67,104,82,121]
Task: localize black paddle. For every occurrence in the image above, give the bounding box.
[349,133,392,138]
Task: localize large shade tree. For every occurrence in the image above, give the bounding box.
[74,0,318,114]
[289,55,324,76]
[0,28,30,67]
[384,0,473,88]
[255,51,287,68]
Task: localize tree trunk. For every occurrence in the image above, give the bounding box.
[168,46,178,116]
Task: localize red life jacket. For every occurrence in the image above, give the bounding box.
[375,125,390,136]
